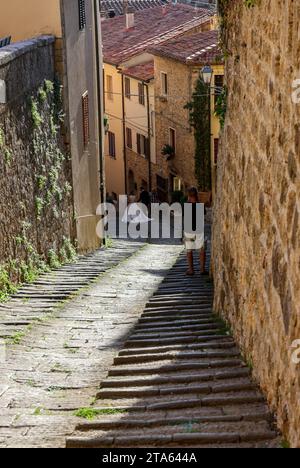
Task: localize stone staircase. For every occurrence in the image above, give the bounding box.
[66,253,280,448]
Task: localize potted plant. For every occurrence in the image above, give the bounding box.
[161,144,175,161]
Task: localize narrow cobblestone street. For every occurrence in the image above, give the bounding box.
[66,252,280,449]
[0,238,281,448]
[0,241,181,447]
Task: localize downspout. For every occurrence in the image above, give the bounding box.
[121,73,128,194]
[145,82,152,193]
[93,0,105,206]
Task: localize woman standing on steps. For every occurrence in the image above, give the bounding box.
[183,187,207,276]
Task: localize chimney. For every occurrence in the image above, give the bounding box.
[126,7,135,30]
[162,5,168,16]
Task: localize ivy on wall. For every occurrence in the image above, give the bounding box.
[214,86,228,129]
[0,78,76,302]
[185,77,212,192]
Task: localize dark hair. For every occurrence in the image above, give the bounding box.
[188,187,199,201]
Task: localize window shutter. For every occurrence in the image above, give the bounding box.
[145,138,150,159]
[125,78,131,99]
[137,134,141,154]
[126,128,132,149]
[108,132,116,158]
[82,91,89,148]
[78,0,86,30]
[214,138,219,165]
[138,83,145,106]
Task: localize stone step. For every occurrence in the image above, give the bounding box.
[138,314,214,323]
[97,381,257,399]
[74,411,271,431]
[125,333,230,348]
[132,323,221,335]
[135,317,216,329]
[114,350,240,366]
[118,340,235,356]
[100,368,250,388]
[66,429,277,448]
[108,359,245,377]
[141,309,213,318]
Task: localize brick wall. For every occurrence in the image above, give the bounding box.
[212,0,300,446]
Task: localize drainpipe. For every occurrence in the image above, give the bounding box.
[145,82,152,193]
[93,0,105,206]
[121,73,128,194]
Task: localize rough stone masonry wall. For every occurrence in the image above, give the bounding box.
[0,37,74,289]
[212,0,300,447]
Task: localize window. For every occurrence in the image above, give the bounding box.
[173,177,182,192]
[214,138,219,165]
[214,75,224,106]
[82,91,89,148]
[108,131,116,158]
[106,75,113,101]
[169,128,176,154]
[125,77,131,99]
[138,83,145,106]
[78,0,86,30]
[161,72,168,96]
[126,128,132,149]
[137,134,149,158]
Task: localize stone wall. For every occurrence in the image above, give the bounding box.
[213,0,300,447]
[0,37,74,289]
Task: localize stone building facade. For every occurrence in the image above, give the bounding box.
[102,4,215,198]
[151,30,223,202]
[212,0,300,447]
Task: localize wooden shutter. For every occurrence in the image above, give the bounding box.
[138,83,145,106]
[82,91,89,148]
[214,138,219,165]
[108,132,116,158]
[125,78,131,99]
[126,128,132,149]
[137,134,141,154]
[78,0,86,30]
[145,138,150,160]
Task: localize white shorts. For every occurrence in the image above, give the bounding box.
[184,232,205,251]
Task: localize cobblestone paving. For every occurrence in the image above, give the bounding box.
[0,241,181,448]
[67,253,281,449]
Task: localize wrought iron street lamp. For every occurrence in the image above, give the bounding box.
[201,65,213,86]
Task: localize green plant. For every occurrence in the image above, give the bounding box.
[10,331,26,345]
[185,77,212,191]
[74,408,128,420]
[35,197,44,219]
[214,86,227,129]
[31,99,43,127]
[33,407,42,416]
[161,144,175,161]
[280,439,290,449]
[48,250,61,269]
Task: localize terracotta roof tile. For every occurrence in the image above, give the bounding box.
[122,61,154,81]
[148,29,223,65]
[101,4,213,65]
